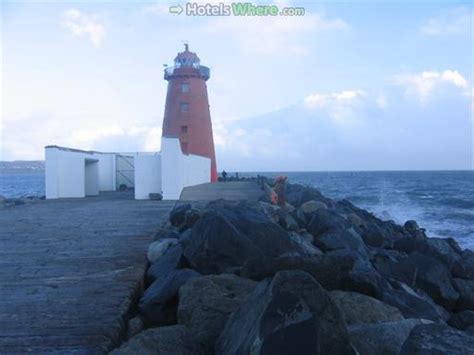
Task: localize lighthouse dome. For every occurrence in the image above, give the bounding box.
[174,44,200,68]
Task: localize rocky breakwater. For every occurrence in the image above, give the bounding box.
[111,182,474,354]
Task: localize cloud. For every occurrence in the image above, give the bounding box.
[393,70,468,104]
[304,90,366,127]
[204,4,349,55]
[420,6,472,36]
[142,3,170,16]
[62,9,106,47]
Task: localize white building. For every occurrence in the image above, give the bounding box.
[45,137,211,200]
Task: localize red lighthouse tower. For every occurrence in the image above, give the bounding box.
[162,44,218,182]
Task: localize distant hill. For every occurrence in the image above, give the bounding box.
[0,160,45,171]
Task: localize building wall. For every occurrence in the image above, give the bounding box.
[45,147,115,199]
[134,153,162,200]
[161,137,211,200]
[45,137,210,200]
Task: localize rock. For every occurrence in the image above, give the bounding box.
[288,232,323,256]
[147,238,179,264]
[184,208,201,230]
[394,236,461,270]
[170,204,192,228]
[307,208,350,237]
[448,310,474,330]
[149,192,163,200]
[330,290,403,325]
[146,244,186,284]
[379,252,459,310]
[178,274,256,352]
[125,316,144,340]
[285,184,332,208]
[379,279,450,323]
[453,249,474,280]
[139,269,200,326]
[216,270,353,355]
[297,200,328,223]
[404,220,420,232]
[241,254,355,290]
[153,227,181,241]
[260,202,299,231]
[400,323,474,354]
[182,200,310,275]
[349,319,431,355]
[453,278,474,311]
[110,325,201,355]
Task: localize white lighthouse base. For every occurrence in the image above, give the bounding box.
[45,137,211,200]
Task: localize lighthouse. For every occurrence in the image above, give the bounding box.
[162,44,218,182]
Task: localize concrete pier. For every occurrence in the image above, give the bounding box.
[180,181,264,201]
[0,192,176,354]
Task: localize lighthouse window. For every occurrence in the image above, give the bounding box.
[180,102,189,112]
[181,125,188,133]
[181,83,189,93]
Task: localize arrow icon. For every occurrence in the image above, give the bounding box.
[169,5,183,15]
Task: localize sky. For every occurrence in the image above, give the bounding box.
[1,0,473,171]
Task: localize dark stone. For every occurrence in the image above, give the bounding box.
[394,236,461,270]
[177,274,256,353]
[448,311,474,331]
[379,279,449,323]
[307,208,350,237]
[453,278,474,311]
[377,252,459,310]
[146,244,186,284]
[149,193,163,201]
[153,227,181,241]
[349,319,430,355]
[453,249,474,280]
[400,323,474,355]
[404,220,419,232]
[330,290,403,325]
[285,184,333,208]
[110,325,202,355]
[182,200,309,275]
[184,208,201,230]
[216,270,353,355]
[170,204,192,228]
[241,254,355,291]
[139,269,200,326]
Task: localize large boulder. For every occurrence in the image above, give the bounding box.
[182,200,311,275]
[448,310,474,331]
[400,323,474,354]
[330,290,403,325]
[296,200,328,223]
[147,238,179,264]
[146,244,186,284]
[259,202,299,231]
[139,269,200,326]
[241,254,355,290]
[349,319,431,355]
[170,204,192,228]
[178,274,257,353]
[285,184,332,208]
[393,236,461,271]
[378,279,449,323]
[453,249,474,280]
[110,325,201,355]
[216,270,353,355]
[377,252,459,310]
[453,278,474,311]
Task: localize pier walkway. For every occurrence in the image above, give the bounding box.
[180,181,264,201]
[0,192,175,354]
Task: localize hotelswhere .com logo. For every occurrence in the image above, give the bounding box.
[169,2,306,16]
